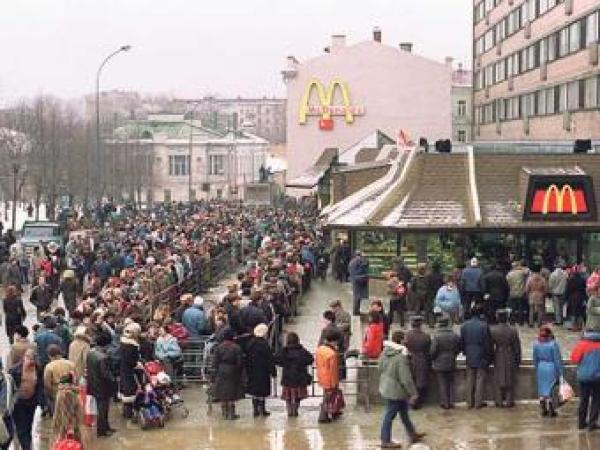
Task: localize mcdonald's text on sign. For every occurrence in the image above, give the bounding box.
[530,184,589,215]
[298,79,364,130]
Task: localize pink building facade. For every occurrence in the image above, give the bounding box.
[473,0,600,143]
[283,31,452,181]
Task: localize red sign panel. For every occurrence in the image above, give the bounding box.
[319,118,334,131]
[530,184,588,215]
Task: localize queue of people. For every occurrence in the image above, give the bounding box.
[0,201,324,448]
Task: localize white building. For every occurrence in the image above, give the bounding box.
[109,114,268,202]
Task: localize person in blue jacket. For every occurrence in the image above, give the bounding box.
[435,277,461,324]
[533,324,564,417]
[155,325,183,380]
[182,296,208,337]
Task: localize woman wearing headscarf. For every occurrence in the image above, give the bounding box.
[59,269,78,315]
[212,328,244,420]
[68,326,92,382]
[2,285,26,345]
[245,323,276,417]
[10,349,43,450]
[119,322,142,419]
[533,325,564,417]
[274,331,313,417]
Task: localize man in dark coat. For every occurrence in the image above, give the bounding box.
[393,257,413,285]
[87,332,118,437]
[483,265,510,322]
[246,323,276,417]
[405,316,431,408]
[30,275,53,320]
[430,316,461,409]
[460,305,493,408]
[348,251,369,316]
[240,295,268,334]
[490,309,521,407]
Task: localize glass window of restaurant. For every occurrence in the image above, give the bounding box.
[354,230,398,277]
[584,233,600,269]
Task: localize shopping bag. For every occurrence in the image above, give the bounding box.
[53,432,83,450]
[85,394,98,416]
[559,377,574,403]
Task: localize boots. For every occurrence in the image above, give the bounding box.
[252,399,261,417]
[292,400,300,417]
[540,399,549,417]
[221,403,228,419]
[260,399,271,417]
[548,400,558,417]
[227,402,240,420]
[286,401,293,417]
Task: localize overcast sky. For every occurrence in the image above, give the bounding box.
[0,0,471,105]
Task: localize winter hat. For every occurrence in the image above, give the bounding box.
[193,296,204,307]
[470,257,479,267]
[254,323,269,338]
[123,322,142,339]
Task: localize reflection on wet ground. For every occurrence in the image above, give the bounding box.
[6,279,594,450]
[83,390,600,450]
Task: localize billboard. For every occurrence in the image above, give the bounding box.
[298,79,364,130]
[524,175,596,221]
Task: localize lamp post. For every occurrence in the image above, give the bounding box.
[95,45,131,201]
[187,102,201,202]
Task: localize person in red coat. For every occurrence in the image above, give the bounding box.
[362,311,384,359]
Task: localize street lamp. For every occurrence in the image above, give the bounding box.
[187,102,201,202]
[95,44,131,201]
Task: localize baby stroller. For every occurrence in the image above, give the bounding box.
[133,372,165,430]
[144,361,189,420]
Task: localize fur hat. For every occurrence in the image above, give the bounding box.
[254,323,269,338]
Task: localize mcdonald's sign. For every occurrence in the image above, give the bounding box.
[524,176,596,221]
[530,184,588,214]
[298,79,365,130]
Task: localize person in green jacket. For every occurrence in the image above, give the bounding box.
[377,331,426,449]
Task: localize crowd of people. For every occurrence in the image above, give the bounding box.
[0,201,326,449]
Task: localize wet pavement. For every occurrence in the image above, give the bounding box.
[1,279,597,450]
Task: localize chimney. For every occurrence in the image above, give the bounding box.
[445,56,454,68]
[373,26,382,43]
[331,34,346,54]
[399,42,413,53]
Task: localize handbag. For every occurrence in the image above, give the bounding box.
[328,388,345,414]
[558,377,574,403]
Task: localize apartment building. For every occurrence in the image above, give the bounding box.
[473,0,600,146]
[178,97,287,144]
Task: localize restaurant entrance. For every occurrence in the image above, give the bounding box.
[525,233,581,268]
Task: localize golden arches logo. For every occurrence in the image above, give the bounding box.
[298,79,362,125]
[542,184,578,214]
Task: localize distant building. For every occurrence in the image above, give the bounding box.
[282,28,453,182]
[451,60,473,144]
[176,97,287,144]
[473,0,600,149]
[107,114,268,202]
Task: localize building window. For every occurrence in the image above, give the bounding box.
[559,28,570,57]
[546,87,556,114]
[569,21,581,53]
[558,84,567,112]
[584,76,599,109]
[168,155,189,176]
[457,130,467,143]
[538,88,547,115]
[457,100,467,117]
[547,33,557,61]
[587,12,599,46]
[567,81,578,111]
[209,155,225,175]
